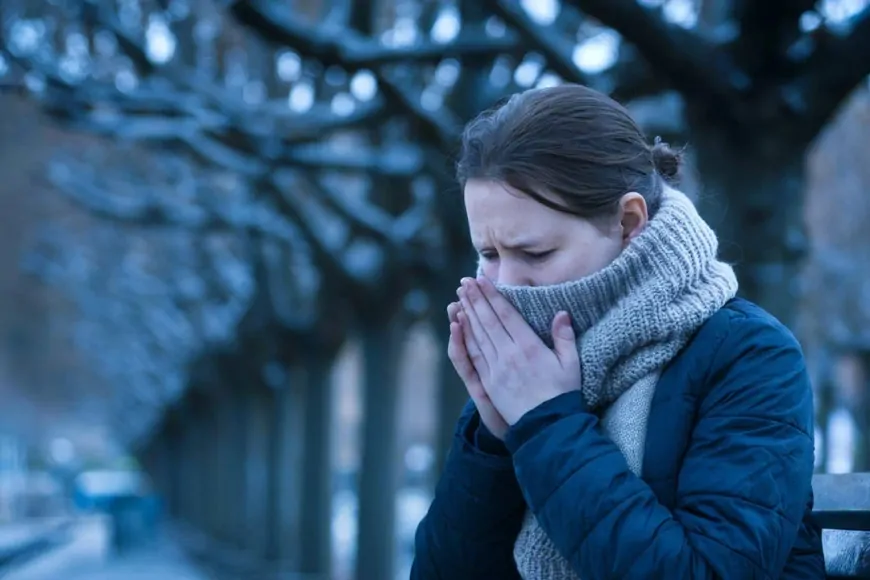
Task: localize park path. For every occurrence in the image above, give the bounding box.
[3,515,208,580]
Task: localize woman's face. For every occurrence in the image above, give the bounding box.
[464,179,646,286]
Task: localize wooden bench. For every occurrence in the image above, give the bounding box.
[813,473,870,578]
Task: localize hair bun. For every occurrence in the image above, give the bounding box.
[651,138,682,185]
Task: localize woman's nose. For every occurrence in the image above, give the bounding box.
[495,261,529,286]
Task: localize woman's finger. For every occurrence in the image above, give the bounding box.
[457,310,489,377]
[450,321,508,440]
[447,321,481,389]
[464,279,513,345]
[446,301,460,324]
[476,277,540,345]
[459,287,498,362]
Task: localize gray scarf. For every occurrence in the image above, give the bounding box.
[493,187,739,579]
[495,186,738,411]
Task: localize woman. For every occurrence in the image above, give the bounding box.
[411,84,824,579]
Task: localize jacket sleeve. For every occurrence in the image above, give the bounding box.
[411,400,526,580]
[504,312,816,579]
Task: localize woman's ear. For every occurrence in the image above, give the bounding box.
[619,192,648,245]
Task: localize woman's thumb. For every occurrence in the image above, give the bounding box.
[551,311,577,363]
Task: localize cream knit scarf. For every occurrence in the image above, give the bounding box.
[492,187,739,579]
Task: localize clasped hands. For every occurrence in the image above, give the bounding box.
[447,276,581,440]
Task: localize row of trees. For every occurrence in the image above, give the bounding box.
[1,0,865,443]
[2,0,869,578]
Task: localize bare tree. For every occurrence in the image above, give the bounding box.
[228,0,870,326]
[23,144,258,446]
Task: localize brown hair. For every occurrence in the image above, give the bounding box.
[456,84,681,219]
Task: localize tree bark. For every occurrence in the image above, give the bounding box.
[226,386,249,549]
[434,340,468,481]
[690,128,809,328]
[265,386,284,561]
[163,415,183,519]
[210,388,237,544]
[244,387,272,557]
[201,398,221,538]
[355,315,407,580]
[852,352,870,472]
[298,351,335,576]
[429,262,478,479]
[811,346,835,473]
[180,402,204,528]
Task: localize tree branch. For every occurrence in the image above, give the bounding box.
[14,3,444,291]
[45,156,293,241]
[46,105,434,277]
[731,0,816,75]
[229,0,525,67]
[283,142,425,176]
[63,104,424,177]
[314,171,435,251]
[183,132,270,177]
[227,1,465,144]
[485,0,586,83]
[74,1,390,144]
[45,87,435,264]
[377,70,463,148]
[563,0,751,119]
[788,8,870,142]
[485,0,670,102]
[258,174,366,286]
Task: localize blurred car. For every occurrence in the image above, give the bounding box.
[72,469,146,512]
[72,469,161,553]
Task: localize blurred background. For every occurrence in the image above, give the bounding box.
[0,0,868,578]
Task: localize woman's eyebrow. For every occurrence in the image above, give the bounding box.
[501,238,547,250]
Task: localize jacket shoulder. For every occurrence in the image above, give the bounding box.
[681,297,801,368]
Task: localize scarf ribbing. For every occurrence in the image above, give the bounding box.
[491,187,739,580]
[494,186,739,411]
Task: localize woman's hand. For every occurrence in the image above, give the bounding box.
[457,277,581,426]
[447,301,510,440]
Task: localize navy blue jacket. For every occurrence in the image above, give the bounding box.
[412,298,824,579]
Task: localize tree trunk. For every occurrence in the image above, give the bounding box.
[226,386,249,549]
[355,315,407,580]
[201,399,221,538]
[430,266,477,480]
[812,347,835,472]
[244,387,272,557]
[180,403,204,528]
[265,385,284,562]
[298,351,335,576]
[852,352,870,471]
[210,388,237,544]
[163,416,183,519]
[690,129,809,328]
[434,343,468,481]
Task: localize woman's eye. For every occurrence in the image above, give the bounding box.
[525,250,554,261]
[479,251,498,261]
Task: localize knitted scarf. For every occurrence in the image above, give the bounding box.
[494,187,739,579]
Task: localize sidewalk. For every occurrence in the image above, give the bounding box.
[0,519,60,553]
[4,516,209,580]
[0,517,70,568]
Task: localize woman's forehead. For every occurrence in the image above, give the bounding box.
[464,180,578,247]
